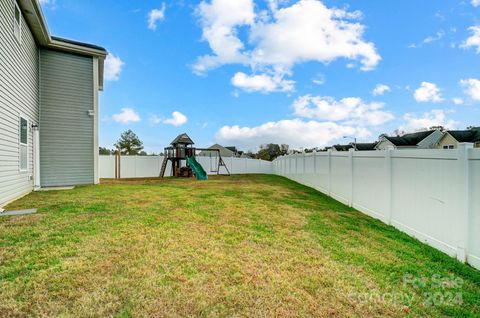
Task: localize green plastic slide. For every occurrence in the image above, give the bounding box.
[186,156,208,180]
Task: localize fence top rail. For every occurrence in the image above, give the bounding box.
[351,151,386,158]
[391,149,459,160]
[275,149,469,161]
[330,152,350,157]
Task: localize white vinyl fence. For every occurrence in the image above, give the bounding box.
[273,144,480,270]
[99,155,272,179]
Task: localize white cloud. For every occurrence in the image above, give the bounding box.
[193,0,255,74]
[312,74,326,86]
[163,111,188,127]
[112,108,141,124]
[248,0,380,71]
[453,98,464,105]
[414,82,444,103]
[372,84,391,96]
[409,30,447,49]
[39,0,56,7]
[423,30,445,44]
[460,78,480,101]
[216,119,371,150]
[472,0,480,7]
[231,72,294,93]
[148,3,166,30]
[104,53,124,81]
[292,95,394,126]
[401,109,458,132]
[461,26,480,53]
[194,0,380,91]
[149,115,162,125]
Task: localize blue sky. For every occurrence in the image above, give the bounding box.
[40,0,480,152]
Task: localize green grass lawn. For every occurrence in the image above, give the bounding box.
[1,175,479,317]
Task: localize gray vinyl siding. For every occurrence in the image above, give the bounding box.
[39,50,94,187]
[417,130,444,149]
[0,0,39,207]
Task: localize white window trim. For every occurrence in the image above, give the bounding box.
[13,0,22,44]
[19,116,28,172]
[443,145,454,149]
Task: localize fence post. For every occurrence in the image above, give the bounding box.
[135,155,138,178]
[303,152,306,175]
[385,149,393,225]
[297,154,300,175]
[327,149,332,196]
[457,143,473,263]
[348,149,354,208]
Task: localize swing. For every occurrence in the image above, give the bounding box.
[209,151,219,173]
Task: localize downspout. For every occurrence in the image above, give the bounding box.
[35,48,41,190]
[93,57,99,184]
[33,125,40,190]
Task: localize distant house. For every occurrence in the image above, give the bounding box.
[436,128,480,149]
[199,144,238,157]
[375,130,443,150]
[0,0,107,207]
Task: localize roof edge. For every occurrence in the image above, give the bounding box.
[20,1,107,57]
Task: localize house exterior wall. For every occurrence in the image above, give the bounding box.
[0,0,39,207]
[417,130,443,149]
[437,133,459,149]
[39,49,94,187]
[375,139,395,150]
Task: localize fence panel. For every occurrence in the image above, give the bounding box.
[352,152,388,221]
[390,151,461,257]
[99,156,115,178]
[330,152,351,205]
[469,150,480,269]
[273,145,479,270]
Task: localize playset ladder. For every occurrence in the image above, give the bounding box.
[159,156,168,178]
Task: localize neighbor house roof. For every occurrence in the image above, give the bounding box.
[170,133,194,146]
[384,130,436,147]
[354,143,378,151]
[333,144,354,151]
[199,144,236,157]
[446,128,480,143]
[225,146,238,153]
[17,0,107,89]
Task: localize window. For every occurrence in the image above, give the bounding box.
[443,145,454,150]
[20,117,28,171]
[475,142,480,148]
[14,1,21,43]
